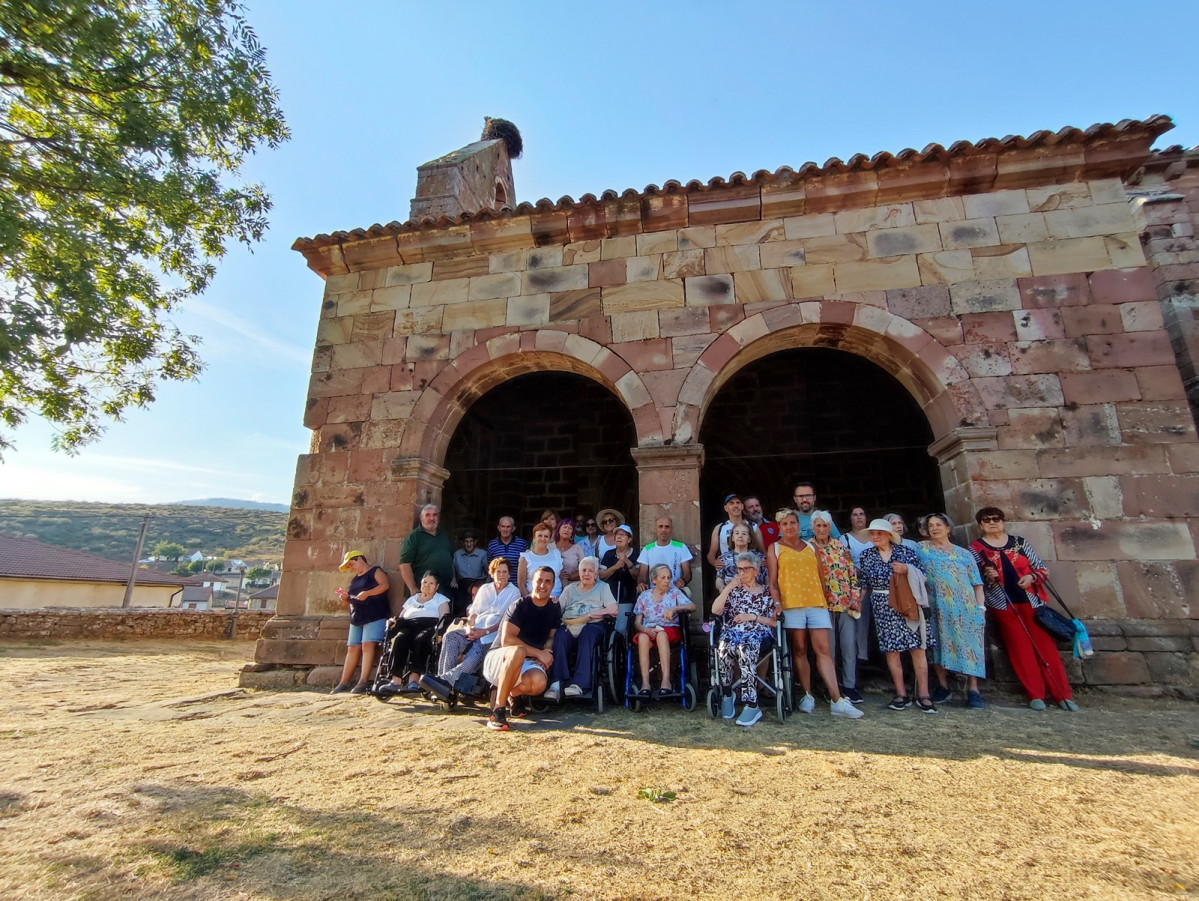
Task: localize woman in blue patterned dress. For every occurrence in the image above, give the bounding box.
[857,519,935,713]
[918,513,986,709]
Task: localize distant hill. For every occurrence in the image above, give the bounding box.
[0,499,287,563]
[174,498,291,513]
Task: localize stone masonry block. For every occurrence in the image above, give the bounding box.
[1119,301,1164,332]
[1061,404,1122,447]
[677,226,716,250]
[1061,305,1124,338]
[835,255,921,293]
[507,294,550,326]
[1081,651,1151,685]
[950,279,1021,315]
[468,271,521,301]
[1027,182,1091,212]
[636,231,678,256]
[913,197,965,222]
[918,250,975,285]
[610,311,661,343]
[442,298,507,331]
[1138,366,1188,401]
[963,190,1030,218]
[370,284,412,312]
[961,311,1018,343]
[885,285,952,320]
[1013,308,1065,341]
[734,269,790,304]
[1105,234,1147,269]
[1027,236,1113,276]
[411,277,469,307]
[783,213,836,239]
[601,236,637,260]
[549,288,603,321]
[999,407,1064,449]
[526,247,565,270]
[951,343,1012,378]
[523,266,589,295]
[759,240,807,270]
[563,240,602,266]
[1087,332,1175,369]
[715,220,784,246]
[1045,203,1137,239]
[685,274,735,307]
[790,265,836,298]
[663,249,705,280]
[1116,401,1198,445]
[704,245,760,274]
[1059,370,1141,405]
[336,291,372,317]
[1054,521,1195,561]
[627,255,662,283]
[1038,445,1169,478]
[385,262,434,285]
[1089,267,1157,303]
[1011,478,1091,520]
[602,279,684,315]
[1009,338,1090,374]
[1018,272,1091,308]
[972,373,1064,409]
[1120,474,1199,518]
[940,218,1001,249]
[996,212,1049,245]
[866,224,942,258]
[833,203,914,233]
[803,234,868,264]
[971,245,1032,280]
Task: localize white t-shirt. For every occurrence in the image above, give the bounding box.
[639,540,693,583]
[468,582,521,646]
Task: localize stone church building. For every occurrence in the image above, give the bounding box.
[245,115,1199,694]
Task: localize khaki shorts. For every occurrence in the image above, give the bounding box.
[482,646,546,685]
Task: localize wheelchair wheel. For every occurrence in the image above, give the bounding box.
[595,682,605,714]
[682,683,697,711]
[776,689,788,724]
[607,631,628,702]
[706,687,719,719]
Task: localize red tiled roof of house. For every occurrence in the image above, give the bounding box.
[294,115,1175,251]
[0,534,198,586]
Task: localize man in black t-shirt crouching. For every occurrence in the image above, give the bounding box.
[481,565,562,731]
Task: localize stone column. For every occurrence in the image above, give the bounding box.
[928,426,999,543]
[630,444,705,600]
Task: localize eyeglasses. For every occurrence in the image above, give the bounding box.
[980,515,1003,523]
[794,494,814,500]
[586,521,596,526]
[736,565,756,572]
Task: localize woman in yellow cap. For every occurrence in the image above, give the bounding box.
[332,550,391,694]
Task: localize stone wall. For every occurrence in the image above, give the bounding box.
[0,609,273,641]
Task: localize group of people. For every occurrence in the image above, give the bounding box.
[332,488,1077,730]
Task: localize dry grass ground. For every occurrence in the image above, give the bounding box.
[0,641,1196,901]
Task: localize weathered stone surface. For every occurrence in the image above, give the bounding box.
[1081,651,1151,685]
[1054,521,1196,562]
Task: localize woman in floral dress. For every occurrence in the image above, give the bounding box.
[918,513,986,709]
[811,511,863,705]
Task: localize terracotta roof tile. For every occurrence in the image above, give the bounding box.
[295,116,1174,258]
[0,534,198,587]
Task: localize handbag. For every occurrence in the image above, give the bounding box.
[887,572,920,621]
[1033,604,1075,643]
[1039,578,1095,659]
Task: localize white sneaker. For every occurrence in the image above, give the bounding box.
[721,694,736,719]
[542,681,560,703]
[831,697,864,719]
[798,693,816,714]
[563,683,583,698]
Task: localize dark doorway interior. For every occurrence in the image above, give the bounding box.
[698,347,944,545]
[442,372,638,543]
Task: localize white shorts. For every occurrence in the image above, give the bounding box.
[482,647,546,685]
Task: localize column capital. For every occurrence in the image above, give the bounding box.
[630,443,705,470]
[928,426,998,463]
[389,456,451,487]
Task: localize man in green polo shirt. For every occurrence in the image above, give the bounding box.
[398,504,456,601]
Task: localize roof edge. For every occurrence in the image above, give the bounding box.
[295,115,1174,277]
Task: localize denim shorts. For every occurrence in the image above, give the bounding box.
[347,618,387,646]
[782,606,832,630]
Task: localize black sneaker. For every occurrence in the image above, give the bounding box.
[887,696,912,711]
[487,708,509,731]
[916,696,938,714]
[419,674,452,701]
[930,684,952,704]
[844,687,864,704]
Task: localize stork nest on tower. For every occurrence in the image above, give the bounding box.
[482,117,523,159]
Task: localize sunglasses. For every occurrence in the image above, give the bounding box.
[980,515,1003,523]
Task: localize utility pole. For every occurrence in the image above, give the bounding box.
[122,514,151,608]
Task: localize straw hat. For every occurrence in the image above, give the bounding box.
[867,519,900,544]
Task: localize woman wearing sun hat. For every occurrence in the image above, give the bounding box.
[332,550,392,694]
[856,520,935,713]
[594,508,625,561]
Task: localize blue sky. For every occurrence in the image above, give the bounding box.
[2,0,1196,505]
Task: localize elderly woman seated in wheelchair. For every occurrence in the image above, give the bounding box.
[544,556,617,703]
[710,552,779,728]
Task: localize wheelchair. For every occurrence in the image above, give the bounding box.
[533,615,617,714]
[369,611,452,702]
[704,615,793,724]
[610,609,699,712]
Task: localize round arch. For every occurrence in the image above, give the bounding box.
[399,330,659,467]
[675,302,984,445]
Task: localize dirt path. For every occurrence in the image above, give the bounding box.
[1,641,1197,900]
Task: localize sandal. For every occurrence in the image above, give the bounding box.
[916,696,938,714]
